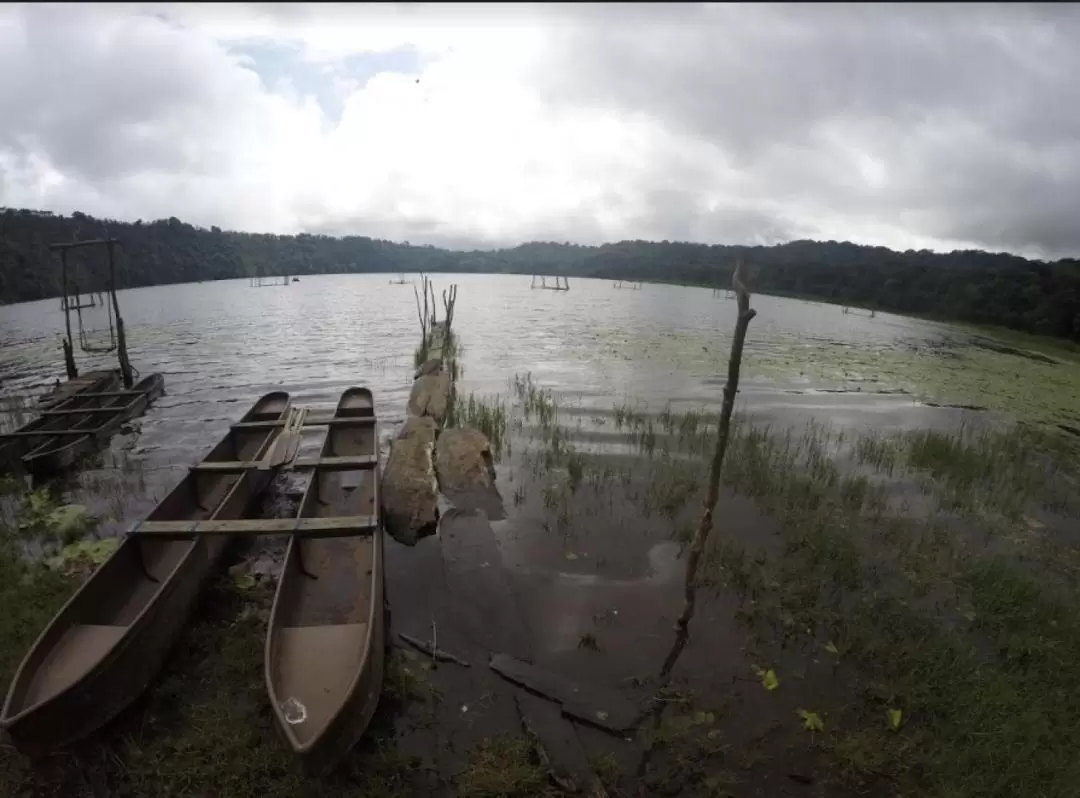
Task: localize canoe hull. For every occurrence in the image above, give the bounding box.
[265,386,384,773]
[1,393,288,755]
[273,529,385,775]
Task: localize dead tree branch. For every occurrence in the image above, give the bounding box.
[660,258,756,677]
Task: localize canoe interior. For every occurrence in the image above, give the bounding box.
[2,391,289,720]
[267,387,378,750]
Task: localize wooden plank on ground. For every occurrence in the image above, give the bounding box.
[489,653,638,734]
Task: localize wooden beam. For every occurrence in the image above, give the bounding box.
[50,238,120,251]
[52,390,152,399]
[0,428,98,439]
[190,454,377,472]
[128,515,379,537]
[231,415,375,430]
[41,406,128,416]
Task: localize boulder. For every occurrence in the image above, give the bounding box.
[434,427,505,520]
[381,416,440,545]
[407,373,451,425]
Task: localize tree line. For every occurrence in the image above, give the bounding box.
[1,207,1078,341]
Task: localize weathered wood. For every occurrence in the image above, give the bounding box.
[45,389,155,399]
[397,633,471,667]
[489,653,638,734]
[129,515,379,537]
[1,427,115,439]
[190,454,377,472]
[40,406,134,416]
[231,416,376,430]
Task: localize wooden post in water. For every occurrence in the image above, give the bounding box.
[660,259,756,678]
[59,249,78,380]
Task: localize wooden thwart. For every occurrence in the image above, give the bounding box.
[231,415,375,430]
[129,515,378,537]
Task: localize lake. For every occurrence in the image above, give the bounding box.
[5,272,1074,453]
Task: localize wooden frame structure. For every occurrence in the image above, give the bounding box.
[249,275,290,288]
[531,275,570,291]
[52,239,133,388]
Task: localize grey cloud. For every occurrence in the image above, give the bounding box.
[536,3,1080,257]
[3,3,1080,258]
[0,5,260,183]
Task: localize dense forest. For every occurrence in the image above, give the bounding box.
[2,207,1079,341]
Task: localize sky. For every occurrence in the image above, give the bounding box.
[1,2,1078,258]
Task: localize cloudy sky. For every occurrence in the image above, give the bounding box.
[0,3,1077,257]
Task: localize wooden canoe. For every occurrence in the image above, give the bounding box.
[0,372,122,470]
[0,391,291,755]
[21,372,166,479]
[265,387,383,773]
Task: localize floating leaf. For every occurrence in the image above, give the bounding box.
[887,708,903,731]
[825,641,839,655]
[231,572,257,590]
[798,709,824,732]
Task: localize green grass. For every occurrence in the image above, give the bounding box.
[456,737,556,798]
[446,393,508,460]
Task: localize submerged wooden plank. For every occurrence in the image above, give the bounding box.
[489,653,638,734]
[1,428,104,439]
[129,515,379,536]
[39,406,133,416]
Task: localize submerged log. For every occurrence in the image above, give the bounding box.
[407,373,451,425]
[381,416,439,545]
[434,427,504,519]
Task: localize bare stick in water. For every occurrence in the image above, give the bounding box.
[660,259,756,677]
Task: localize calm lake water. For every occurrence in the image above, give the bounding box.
[1,273,1077,523]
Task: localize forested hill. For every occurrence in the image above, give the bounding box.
[2,207,1079,341]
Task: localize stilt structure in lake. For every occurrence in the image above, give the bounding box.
[614,280,642,290]
[531,275,570,291]
[249,275,290,288]
[0,237,165,479]
[389,273,412,285]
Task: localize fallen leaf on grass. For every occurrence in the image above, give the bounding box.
[887,708,903,731]
[751,665,780,691]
